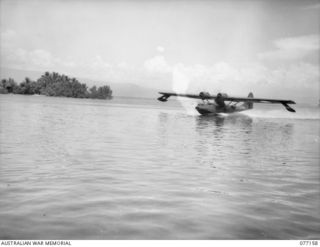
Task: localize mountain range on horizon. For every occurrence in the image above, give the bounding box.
[0,67,159,99]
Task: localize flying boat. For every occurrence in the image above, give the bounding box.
[157,91,296,115]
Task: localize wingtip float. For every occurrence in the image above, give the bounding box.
[158,91,296,115]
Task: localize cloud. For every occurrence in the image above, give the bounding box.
[156,46,165,53]
[30,49,55,67]
[5,48,55,68]
[117,62,131,69]
[1,30,58,70]
[258,35,320,61]
[1,29,79,72]
[143,55,171,73]
[140,51,318,99]
[1,29,19,52]
[2,47,79,76]
[142,56,319,101]
[267,63,319,89]
[1,29,17,42]
[90,55,111,70]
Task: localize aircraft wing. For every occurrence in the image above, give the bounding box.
[158,92,296,112]
[158,92,205,101]
[224,96,296,112]
[223,96,295,104]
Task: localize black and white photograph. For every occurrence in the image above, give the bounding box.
[0,0,319,242]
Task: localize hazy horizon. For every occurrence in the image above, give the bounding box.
[1,0,319,103]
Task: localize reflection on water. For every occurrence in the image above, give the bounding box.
[196,114,253,127]
[0,95,319,239]
[195,114,253,142]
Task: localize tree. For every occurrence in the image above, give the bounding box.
[18,77,33,94]
[0,71,112,100]
[89,86,98,98]
[0,78,18,93]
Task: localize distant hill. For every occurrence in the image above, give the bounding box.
[0,67,158,99]
[80,78,158,99]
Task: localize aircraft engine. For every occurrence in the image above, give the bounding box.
[199,91,211,100]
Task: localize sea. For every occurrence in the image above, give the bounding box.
[0,94,319,240]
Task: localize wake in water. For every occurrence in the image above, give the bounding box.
[174,98,320,120]
[242,106,320,120]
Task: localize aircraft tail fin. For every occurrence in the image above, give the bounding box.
[243,92,254,109]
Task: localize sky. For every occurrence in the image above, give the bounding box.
[0,0,319,102]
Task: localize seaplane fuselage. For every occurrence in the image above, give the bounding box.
[195,102,248,115]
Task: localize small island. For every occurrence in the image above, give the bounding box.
[0,71,112,100]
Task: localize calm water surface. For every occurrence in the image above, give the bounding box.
[0,94,319,239]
